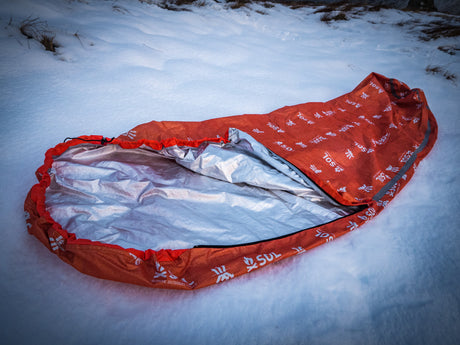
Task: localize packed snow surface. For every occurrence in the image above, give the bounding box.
[1,0,459,344]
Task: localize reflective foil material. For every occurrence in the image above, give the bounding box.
[45,129,355,250]
[26,73,438,289]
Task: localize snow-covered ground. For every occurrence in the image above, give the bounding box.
[1,0,459,344]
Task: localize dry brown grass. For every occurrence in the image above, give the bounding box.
[420,21,460,40]
[320,11,348,23]
[19,17,58,52]
[437,45,459,55]
[426,65,457,82]
[139,0,204,11]
[227,0,252,10]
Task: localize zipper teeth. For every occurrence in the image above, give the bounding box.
[152,129,364,249]
[194,205,365,249]
[193,144,364,249]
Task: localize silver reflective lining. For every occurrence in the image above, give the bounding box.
[45,129,357,251]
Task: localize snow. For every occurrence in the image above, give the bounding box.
[1,0,459,344]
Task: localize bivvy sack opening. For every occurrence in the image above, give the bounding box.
[25,73,437,289]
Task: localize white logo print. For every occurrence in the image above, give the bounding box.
[274,141,294,152]
[399,151,413,163]
[286,120,296,126]
[252,128,264,134]
[181,278,195,287]
[310,135,327,144]
[212,266,234,283]
[386,165,399,173]
[354,141,374,154]
[323,152,344,173]
[358,115,375,126]
[129,253,142,266]
[50,235,65,252]
[152,262,194,287]
[339,124,354,133]
[315,229,334,242]
[267,122,285,133]
[374,171,391,183]
[121,129,137,139]
[314,112,323,119]
[24,211,32,230]
[243,252,282,271]
[358,208,376,222]
[256,252,281,266]
[297,112,315,125]
[385,182,400,197]
[358,184,373,193]
[256,252,282,266]
[345,99,361,108]
[244,257,258,272]
[296,141,307,148]
[153,262,167,279]
[153,262,177,280]
[361,92,369,99]
[369,81,384,94]
[372,132,390,146]
[347,221,358,231]
[337,186,347,193]
[310,165,322,174]
[345,149,354,159]
[384,105,392,112]
[292,246,305,255]
[377,199,389,207]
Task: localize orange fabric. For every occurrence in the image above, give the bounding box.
[24,73,437,289]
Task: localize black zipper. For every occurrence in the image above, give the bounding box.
[192,145,365,249]
[193,205,365,249]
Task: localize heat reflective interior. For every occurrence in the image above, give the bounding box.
[45,129,357,251]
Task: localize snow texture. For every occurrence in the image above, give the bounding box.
[304,0,460,15]
[0,0,459,344]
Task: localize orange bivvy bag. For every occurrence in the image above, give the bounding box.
[25,73,437,289]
